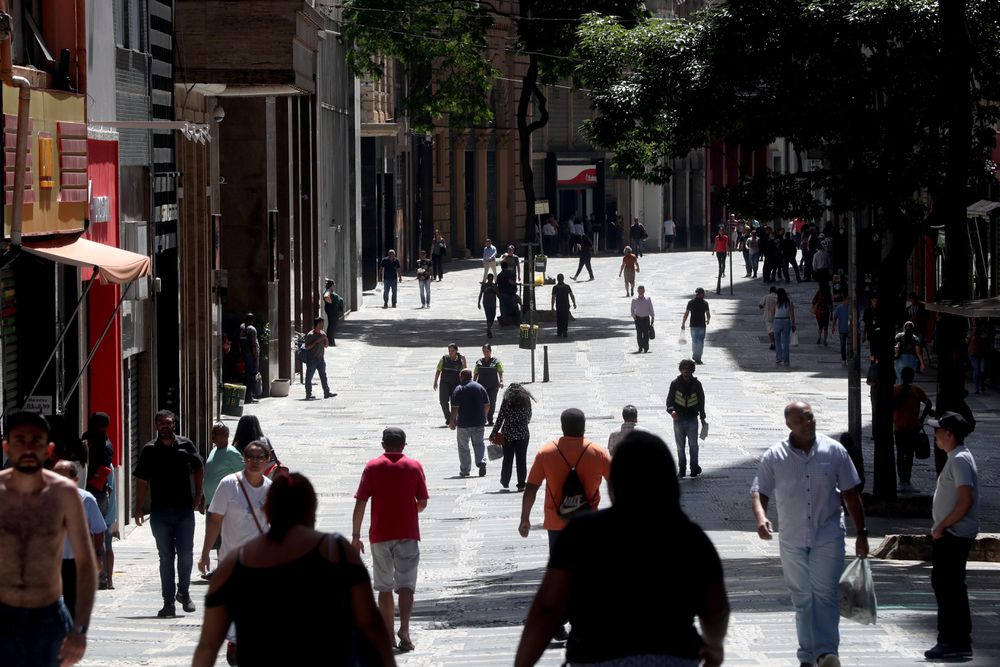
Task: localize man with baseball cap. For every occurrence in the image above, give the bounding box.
[352,427,429,652]
[924,412,979,660]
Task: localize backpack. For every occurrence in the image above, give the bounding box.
[552,444,592,518]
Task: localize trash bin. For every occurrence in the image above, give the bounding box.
[519,324,539,350]
[221,383,246,417]
[533,254,547,277]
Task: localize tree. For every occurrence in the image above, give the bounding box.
[342,0,645,244]
[576,0,1000,500]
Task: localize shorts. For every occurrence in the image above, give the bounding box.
[0,599,72,667]
[371,539,420,593]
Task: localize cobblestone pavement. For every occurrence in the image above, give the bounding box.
[83,252,1000,666]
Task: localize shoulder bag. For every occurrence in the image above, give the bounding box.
[236,474,265,535]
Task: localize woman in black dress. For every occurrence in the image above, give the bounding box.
[489,383,535,491]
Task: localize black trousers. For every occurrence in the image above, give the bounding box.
[324,303,338,343]
[62,559,77,620]
[432,253,444,280]
[556,308,570,337]
[439,381,457,422]
[932,533,975,649]
[483,384,500,424]
[893,430,917,484]
[634,316,651,351]
[781,255,801,282]
[574,255,594,280]
[715,251,726,276]
[500,437,529,488]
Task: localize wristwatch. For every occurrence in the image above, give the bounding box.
[73,623,88,635]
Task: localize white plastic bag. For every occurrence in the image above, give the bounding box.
[790,330,800,347]
[838,557,877,625]
[699,420,709,441]
[678,330,688,345]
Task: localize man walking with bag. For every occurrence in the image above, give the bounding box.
[353,427,429,652]
[630,286,654,353]
[751,401,868,667]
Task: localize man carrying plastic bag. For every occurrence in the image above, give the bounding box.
[838,557,877,625]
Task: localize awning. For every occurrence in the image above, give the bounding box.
[926,296,1000,318]
[22,236,151,285]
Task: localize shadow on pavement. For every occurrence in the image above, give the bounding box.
[412,566,546,629]
[337,317,633,348]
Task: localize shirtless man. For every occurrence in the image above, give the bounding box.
[0,411,97,666]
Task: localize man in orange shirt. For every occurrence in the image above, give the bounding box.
[518,408,611,640]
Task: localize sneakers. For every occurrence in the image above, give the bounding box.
[691,465,702,478]
[157,603,176,618]
[324,392,337,399]
[817,654,841,667]
[176,592,196,613]
[924,643,973,660]
[478,463,487,477]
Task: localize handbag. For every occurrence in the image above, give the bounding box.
[487,443,504,461]
[915,431,931,460]
[648,324,656,340]
[489,432,506,445]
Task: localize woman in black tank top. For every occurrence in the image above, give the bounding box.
[193,474,396,666]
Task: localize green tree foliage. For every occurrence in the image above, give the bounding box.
[577,0,1000,500]
[343,0,645,235]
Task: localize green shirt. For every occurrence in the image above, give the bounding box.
[204,446,244,506]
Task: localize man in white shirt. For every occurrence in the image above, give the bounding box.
[542,218,558,256]
[663,219,676,251]
[482,239,498,282]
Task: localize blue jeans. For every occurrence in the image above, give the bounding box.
[970,355,986,392]
[243,354,258,401]
[672,416,700,475]
[779,539,845,664]
[634,238,645,256]
[149,508,195,603]
[774,318,792,363]
[690,326,706,362]
[418,279,431,306]
[839,332,849,361]
[305,356,330,397]
[0,600,72,667]
[894,353,918,381]
[749,251,760,276]
[456,426,486,475]
[383,280,397,306]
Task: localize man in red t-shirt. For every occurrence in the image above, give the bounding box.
[352,427,429,652]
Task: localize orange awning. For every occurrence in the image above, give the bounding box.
[22,236,151,285]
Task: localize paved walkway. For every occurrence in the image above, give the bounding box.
[83,252,1000,666]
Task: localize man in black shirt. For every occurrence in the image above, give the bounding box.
[572,233,595,281]
[681,288,711,364]
[497,261,520,326]
[133,409,204,618]
[550,273,577,338]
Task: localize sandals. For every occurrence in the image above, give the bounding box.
[397,631,415,652]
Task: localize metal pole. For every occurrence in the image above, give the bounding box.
[543,345,549,382]
[848,216,862,453]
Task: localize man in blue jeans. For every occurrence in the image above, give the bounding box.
[666,359,707,478]
[378,249,402,308]
[450,369,490,477]
[831,295,851,367]
[303,317,336,400]
[681,287,711,364]
[751,402,869,667]
[133,409,204,618]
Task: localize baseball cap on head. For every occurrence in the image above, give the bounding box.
[925,412,971,436]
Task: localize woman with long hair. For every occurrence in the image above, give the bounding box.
[232,415,266,454]
[192,473,396,666]
[515,432,729,666]
[489,383,535,491]
[771,288,797,366]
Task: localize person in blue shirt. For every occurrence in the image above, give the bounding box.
[831,295,852,367]
[450,369,490,477]
[751,401,868,667]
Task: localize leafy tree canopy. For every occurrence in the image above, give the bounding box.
[577,0,1000,221]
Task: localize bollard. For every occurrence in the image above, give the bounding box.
[543,345,550,382]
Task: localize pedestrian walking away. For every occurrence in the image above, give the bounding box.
[760,286,778,350]
[619,246,639,296]
[924,412,979,661]
[416,250,433,308]
[322,279,345,344]
[433,344,467,426]
[231,414,271,455]
[430,229,447,281]
[353,427,429,654]
[515,431,729,667]
[489,383,535,491]
[712,226,729,279]
[751,401,868,667]
[771,288,797,366]
[666,359,707,478]
[378,249,402,308]
[631,285,654,353]
[572,232,595,281]
[518,408,611,640]
[550,274,577,338]
[831,294,851,365]
[606,404,644,458]
[450,369,491,477]
[497,260,521,326]
[473,344,504,425]
[198,440,272,663]
[894,321,925,380]
[542,217,558,256]
[811,288,831,347]
[51,461,105,627]
[780,229,802,283]
[303,317,336,400]
[663,218,676,251]
[892,367,932,494]
[133,409,205,618]
[478,275,500,338]
[681,287,711,364]
[192,474,397,667]
[0,411,98,667]
[239,313,260,404]
[482,239,499,282]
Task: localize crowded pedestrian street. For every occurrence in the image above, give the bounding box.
[82,252,999,666]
